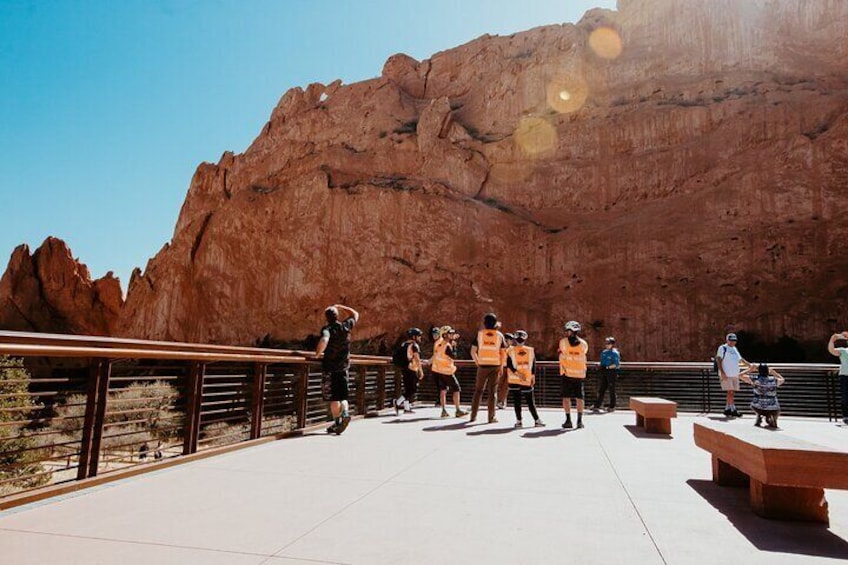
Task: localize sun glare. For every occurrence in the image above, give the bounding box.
[546,75,588,114]
[514,117,558,157]
[588,27,623,59]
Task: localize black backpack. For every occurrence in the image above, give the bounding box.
[392,341,410,367]
[712,344,728,374]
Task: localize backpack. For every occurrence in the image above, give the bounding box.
[392,341,410,367]
[712,345,728,374]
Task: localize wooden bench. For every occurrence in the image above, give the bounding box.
[629,396,677,434]
[693,421,848,524]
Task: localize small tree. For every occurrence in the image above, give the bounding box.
[0,356,49,492]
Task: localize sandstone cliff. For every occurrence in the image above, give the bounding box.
[13,0,848,359]
[0,238,122,336]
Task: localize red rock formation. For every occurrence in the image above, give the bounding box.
[17,0,848,359]
[0,238,122,336]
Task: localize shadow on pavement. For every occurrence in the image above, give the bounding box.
[624,424,673,440]
[687,479,848,559]
[381,417,434,424]
[422,421,470,432]
[521,428,571,438]
[466,427,516,436]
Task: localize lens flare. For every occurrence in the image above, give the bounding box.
[514,117,558,158]
[489,162,534,184]
[588,27,623,59]
[546,75,588,114]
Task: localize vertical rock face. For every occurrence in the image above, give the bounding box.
[3,0,847,360]
[0,238,122,336]
[117,0,848,359]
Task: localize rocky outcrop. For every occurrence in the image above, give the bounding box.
[6,0,848,360]
[0,238,122,336]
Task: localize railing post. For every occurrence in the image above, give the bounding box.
[295,364,309,430]
[355,366,367,415]
[183,362,205,455]
[376,365,387,411]
[250,363,267,439]
[77,358,110,480]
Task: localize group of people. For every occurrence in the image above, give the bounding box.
[313,304,848,435]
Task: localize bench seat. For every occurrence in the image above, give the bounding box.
[629,396,677,434]
[694,421,848,524]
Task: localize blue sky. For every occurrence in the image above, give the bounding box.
[0,0,616,289]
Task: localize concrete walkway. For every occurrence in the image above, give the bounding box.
[1,408,847,565]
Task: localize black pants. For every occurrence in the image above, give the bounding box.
[595,368,617,409]
[511,386,539,421]
[402,368,419,402]
[840,374,848,418]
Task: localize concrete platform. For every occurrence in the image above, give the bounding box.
[1,408,847,564]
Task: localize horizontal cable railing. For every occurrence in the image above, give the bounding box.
[0,330,840,508]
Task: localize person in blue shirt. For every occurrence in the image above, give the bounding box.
[591,336,621,412]
[739,362,785,428]
[827,331,848,425]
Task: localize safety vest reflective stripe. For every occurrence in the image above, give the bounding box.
[476,330,503,366]
[559,338,588,378]
[507,345,534,386]
[431,338,456,375]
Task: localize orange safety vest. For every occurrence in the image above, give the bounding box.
[507,345,535,386]
[431,338,456,376]
[476,329,504,366]
[559,337,588,378]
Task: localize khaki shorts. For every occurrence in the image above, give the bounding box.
[719,375,740,391]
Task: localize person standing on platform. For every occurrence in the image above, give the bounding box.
[716,333,747,417]
[592,336,620,412]
[429,326,442,406]
[394,328,424,414]
[315,304,359,435]
[827,331,848,424]
[432,326,468,418]
[496,332,516,410]
[559,320,589,429]
[470,313,507,424]
[507,330,544,428]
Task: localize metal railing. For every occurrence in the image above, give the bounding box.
[0,330,841,508]
[0,331,395,508]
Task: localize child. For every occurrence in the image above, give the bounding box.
[739,362,785,428]
[506,330,544,428]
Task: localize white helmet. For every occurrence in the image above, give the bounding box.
[564,320,581,333]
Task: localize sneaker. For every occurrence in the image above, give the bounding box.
[843,417,848,425]
[455,409,468,418]
[733,409,743,418]
[326,423,338,434]
[577,420,585,429]
[489,417,499,424]
[394,401,400,416]
[404,409,415,414]
[440,409,450,418]
[723,408,732,417]
[607,407,616,413]
[496,402,505,410]
[336,414,351,434]
[590,406,600,412]
[754,415,762,427]
[562,419,573,429]
[514,421,523,428]
[534,420,545,427]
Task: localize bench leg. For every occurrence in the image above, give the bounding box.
[750,479,829,524]
[711,456,749,487]
[644,417,671,434]
[636,414,644,427]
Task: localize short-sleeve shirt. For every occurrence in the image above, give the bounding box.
[320,318,356,372]
[716,344,741,377]
[750,376,780,411]
[838,347,848,376]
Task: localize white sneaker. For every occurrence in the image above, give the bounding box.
[514,421,523,428]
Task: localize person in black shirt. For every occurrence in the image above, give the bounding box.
[315,304,360,434]
[394,328,424,414]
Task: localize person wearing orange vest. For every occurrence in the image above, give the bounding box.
[558,320,589,429]
[470,312,507,423]
[496,332,516,410]
[507,330,544,428]
[432,326,468,418]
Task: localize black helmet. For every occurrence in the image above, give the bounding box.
[514,330,528,342]
[504,333,516,341]
[407,327,423,337]
[430,326,441,337]
[483,312,498,329]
